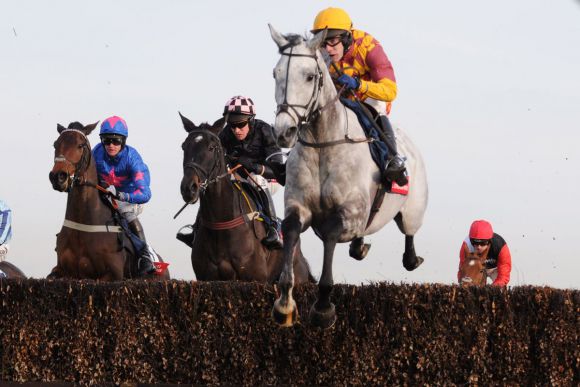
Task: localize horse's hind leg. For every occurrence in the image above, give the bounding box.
[272,211,302,327]
[394,213,424,271]
[349,237,371,261]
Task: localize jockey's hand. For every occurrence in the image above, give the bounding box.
[105,185,129,202]
[237,156,259,173]
[336,74,360,91]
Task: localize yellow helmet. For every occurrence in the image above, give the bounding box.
[312,7,352,33]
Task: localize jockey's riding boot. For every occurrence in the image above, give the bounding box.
[379,115,408,186]
[260,189,283,250]
[128,219,156,276]
[263,223,283,250]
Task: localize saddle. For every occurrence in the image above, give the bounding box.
[339,98,408,195]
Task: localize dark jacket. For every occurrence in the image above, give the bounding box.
[219,119,283,181]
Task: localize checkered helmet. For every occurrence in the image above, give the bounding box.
[223,95,256,117]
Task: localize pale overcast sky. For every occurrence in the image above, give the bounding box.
[1,0,579,288]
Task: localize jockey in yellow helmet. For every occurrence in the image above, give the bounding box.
[312,7,407,186]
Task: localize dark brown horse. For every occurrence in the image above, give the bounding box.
[0,261,26,279]
[458,246,488,286]
[48,121,170,281]
[178,113,313,283]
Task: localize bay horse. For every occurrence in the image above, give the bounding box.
[178,113,313,283]
[0,261,26,279]
[458,247,489,286]
[48,121,170,281]
[269,26,429,327]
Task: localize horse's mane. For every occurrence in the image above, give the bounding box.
[197,122,213,131]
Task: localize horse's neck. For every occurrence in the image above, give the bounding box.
[310,71,358,143]
[199,174,242,222]
[64,159,111,224]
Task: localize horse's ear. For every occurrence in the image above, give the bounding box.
[308,29,327,50]
[179,111,196,133]
[211,117,226,134]
[84,121,99,136]
[57,123,66,133]
[269,24,288,48]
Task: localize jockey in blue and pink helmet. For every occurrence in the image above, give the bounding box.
[92,115,156,276]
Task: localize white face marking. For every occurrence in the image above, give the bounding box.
[468,261,476,266]
[194,135,203,143]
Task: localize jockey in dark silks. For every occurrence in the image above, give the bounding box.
[311,7,408,187]
[93,115,156,276]
[176,96,284,250]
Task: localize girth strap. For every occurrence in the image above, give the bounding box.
[63,219,122,233]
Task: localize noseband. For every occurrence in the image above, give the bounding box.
[275,40,324,129]
[183,130,228,193]
[53,129,92,191]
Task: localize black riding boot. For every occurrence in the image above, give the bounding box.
[128,219,156,276]
[259,189,283,250]
[379,115,408,186]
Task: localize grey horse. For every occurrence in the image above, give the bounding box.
[269,25,429,328]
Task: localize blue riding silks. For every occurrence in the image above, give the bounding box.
[340,98,389,174]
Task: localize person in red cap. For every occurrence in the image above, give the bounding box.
[457,220,512,286]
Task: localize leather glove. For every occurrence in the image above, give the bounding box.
[336,74,360,91]
[237,156,260,173]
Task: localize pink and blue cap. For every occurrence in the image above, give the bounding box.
[100,116,128,137]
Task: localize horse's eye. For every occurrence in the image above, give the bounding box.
[78,143,84,149]
[181,143,185,151]
[306,74,315,82]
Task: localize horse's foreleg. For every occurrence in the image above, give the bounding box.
[272,211,302,327]
[309,212,343,329]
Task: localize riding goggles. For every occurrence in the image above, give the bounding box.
[470,239,490,246]
[101,137,123,146]
[230,121,249,129]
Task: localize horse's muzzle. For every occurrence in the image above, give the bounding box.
[180,175,200,204]
[276,126,298,148]
[49,170,70,192]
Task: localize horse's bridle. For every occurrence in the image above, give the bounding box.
[275,41,325,131]
[183,129,229,193]
[461,257,489,285]
[53,129,92,192]
[275,39,372,149]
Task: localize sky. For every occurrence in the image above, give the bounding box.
[1,0,579,288]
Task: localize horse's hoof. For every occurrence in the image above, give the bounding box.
[403,255,424,271]
[349,242,371,261]
[309,303,336,329]
[272,299,298,327]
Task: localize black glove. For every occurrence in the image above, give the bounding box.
[237,156,260,173]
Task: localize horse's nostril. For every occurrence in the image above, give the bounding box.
[57,171,68,183]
